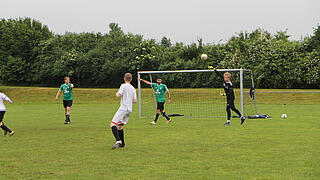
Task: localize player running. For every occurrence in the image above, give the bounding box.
[110,73,137,149]
[214,70,246,126]
[56,77,74,124]
[139,77,172,125]
[0,92,14,136]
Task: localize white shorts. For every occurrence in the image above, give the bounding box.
[111,109,131,126]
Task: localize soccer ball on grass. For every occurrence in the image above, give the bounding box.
[281,114,287,119]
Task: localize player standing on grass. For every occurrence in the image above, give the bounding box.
[139,77,172,125]
[0,92,14,136]
[214,70,246,126]
[110,73,137,149]
[56,77,74,124]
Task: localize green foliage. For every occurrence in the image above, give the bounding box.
[0,17,319,88]
[0,17,53,84]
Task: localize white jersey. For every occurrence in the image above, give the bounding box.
[0,93,13,111]
[117,83,137,112]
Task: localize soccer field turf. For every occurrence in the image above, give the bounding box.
[0,87,319,179]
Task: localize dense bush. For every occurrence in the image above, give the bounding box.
[0,17,319,88]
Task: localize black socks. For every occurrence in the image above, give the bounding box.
[111,126,120,141]
[118,129,125,145]
[66,114,70,122]
[154,113,160,122]
[1,124,12,133]
[162,112,170,120]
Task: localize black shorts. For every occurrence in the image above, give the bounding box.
[157,102,165,111]
[63,100,73,108]
[0,111,5,122]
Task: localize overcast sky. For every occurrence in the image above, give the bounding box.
[1,0,319,44]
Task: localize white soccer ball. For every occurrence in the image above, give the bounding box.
[201,54,208,60]
[281,114,287,119]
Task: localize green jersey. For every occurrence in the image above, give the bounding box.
[151,83,168,102]
[59,83,73,100]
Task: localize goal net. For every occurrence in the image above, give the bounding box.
[137,69,257,118]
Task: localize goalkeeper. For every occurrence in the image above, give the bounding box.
[214,69,246,126]
[139,77,172,125]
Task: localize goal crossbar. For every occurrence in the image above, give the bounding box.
[138,69,251,74]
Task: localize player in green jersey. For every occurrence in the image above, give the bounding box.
[56,77,74,124]
[139,77,172,125]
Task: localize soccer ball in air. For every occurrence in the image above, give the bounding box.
[281,114,287,119]
[201,54,208,60]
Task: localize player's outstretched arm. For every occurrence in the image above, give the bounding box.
[139,79,151,85]
[3,94,13,103]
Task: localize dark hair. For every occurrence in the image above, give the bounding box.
[157,77,162,80]
[64,76,70,80]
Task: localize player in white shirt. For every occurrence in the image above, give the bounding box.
[110,73,137,149]
[0,92,14,136]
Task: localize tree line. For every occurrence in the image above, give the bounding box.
[0,17,319,88]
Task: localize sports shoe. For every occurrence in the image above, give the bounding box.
[241,116,246,125]
[166,119,172,124]
[9,131,14,136]
[223,122,231,126]
[150,121,157,125]
[119,144,126,148]
[112,141,122,149]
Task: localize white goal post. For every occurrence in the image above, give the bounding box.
[137,69,257,118]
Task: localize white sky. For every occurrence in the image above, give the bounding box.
[1,0,319,44]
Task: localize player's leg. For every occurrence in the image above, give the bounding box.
[0,111,14,136]
[230,102,246,125]
[150,103,161,124]
[160,102,171,123]
[110,110,125,149]
[65,100,72,124]
[63,100,68,124]
[118,112,130,148]
[224,104,232,126]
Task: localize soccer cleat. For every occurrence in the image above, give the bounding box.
[119,144,126,148]
[223,122,231,126]
[241,116,246,125]
[112,141,122,149]
[9,131,14,136]
[150,121,157,125]
[166,119,172,124]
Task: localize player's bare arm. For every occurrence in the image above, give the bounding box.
[167,91,171,104]
[139,79,151,85]
[56,90,61,100]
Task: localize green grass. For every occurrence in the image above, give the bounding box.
[0,87,319,179]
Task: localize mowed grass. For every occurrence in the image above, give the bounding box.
[0,87,319,180]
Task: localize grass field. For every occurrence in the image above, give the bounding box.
[0,87,319,179]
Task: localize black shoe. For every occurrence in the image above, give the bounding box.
[119,144,126,148]
[4,131,8,136]
[241,116,246,125]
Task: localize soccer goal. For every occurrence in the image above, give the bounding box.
[137,69,258,118]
